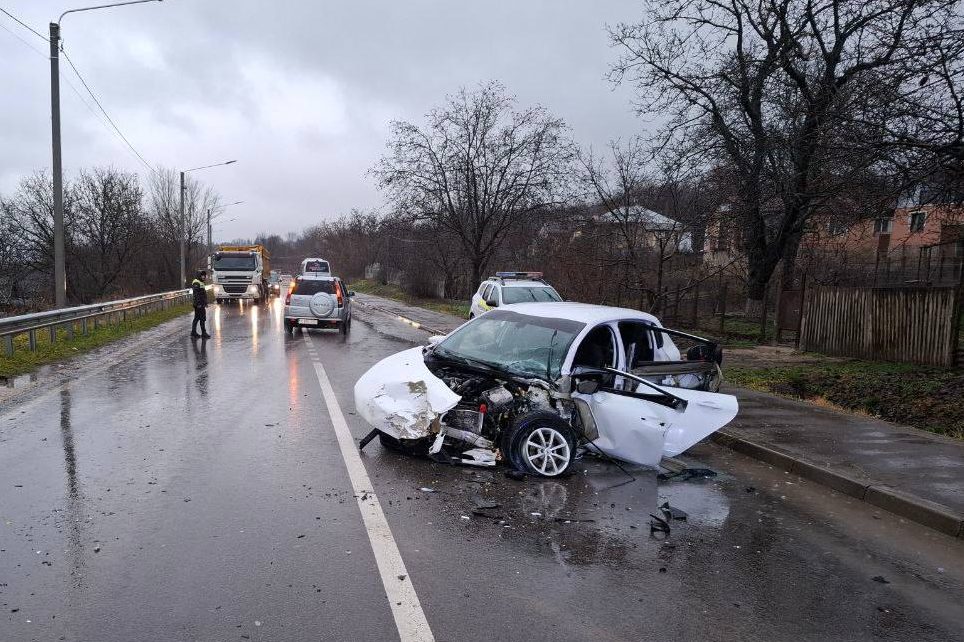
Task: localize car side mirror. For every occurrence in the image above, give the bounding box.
[576,380,599,395]
[427,335,445,347]
[485,297,498,307]
[349,290,356,297]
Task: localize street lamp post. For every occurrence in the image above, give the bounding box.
[207,201,244,257]
[178,160,236,287]
[48,0,163,308]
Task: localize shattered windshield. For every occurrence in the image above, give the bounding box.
[502,286,563,304]
[434,309,584,379]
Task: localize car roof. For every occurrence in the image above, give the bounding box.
[297,274,338,281]
[497,301,662,325]
[486,279,551,288]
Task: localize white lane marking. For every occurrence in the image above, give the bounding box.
[302,332,435,642]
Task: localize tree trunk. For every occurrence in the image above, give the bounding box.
[744,277,767,320]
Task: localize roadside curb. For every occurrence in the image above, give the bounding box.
[712,430,964,539]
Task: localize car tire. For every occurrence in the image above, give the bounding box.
[284,319,293,333]
[468,312,475,320]
[377,432,428,457]
[504,411,576,477]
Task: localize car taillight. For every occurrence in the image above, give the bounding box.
[335,282,344,307]
[285,291,292,305]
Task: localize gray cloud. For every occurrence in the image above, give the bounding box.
[2,0,646,239]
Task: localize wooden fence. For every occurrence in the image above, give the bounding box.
[799,286,961,366]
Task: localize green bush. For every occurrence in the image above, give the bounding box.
[727,360,964,439]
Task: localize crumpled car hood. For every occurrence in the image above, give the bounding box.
[353,347,461,440]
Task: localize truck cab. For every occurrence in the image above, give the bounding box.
[211,245,271,303]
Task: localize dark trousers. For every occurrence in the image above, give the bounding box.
[192,306,207,335]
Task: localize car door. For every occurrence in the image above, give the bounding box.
[569,324,738,467]
[471,284,489,317]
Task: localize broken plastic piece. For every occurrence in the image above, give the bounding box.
[649,513,671,537]
[460,448,496,466]
[659,501,688,520]
[358,429,379,450]
[657,467,718,482]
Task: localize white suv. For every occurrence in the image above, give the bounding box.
[469,272,562,318]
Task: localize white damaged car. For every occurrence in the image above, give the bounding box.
[354,303,738,477]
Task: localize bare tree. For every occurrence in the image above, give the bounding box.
[72,168,145,299]
[373,82,575,292]
[579,139,716,312]
[610,0,963,316]
[146,167,221,285]
[0,171,77,301]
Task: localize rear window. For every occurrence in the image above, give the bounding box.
[293,279,336,295]
[303,260,330,274]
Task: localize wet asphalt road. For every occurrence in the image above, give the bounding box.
[2,300,963,642]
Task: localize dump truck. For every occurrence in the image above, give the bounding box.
[210,245,271,303]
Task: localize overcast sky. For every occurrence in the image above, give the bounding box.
[1,0,650,239]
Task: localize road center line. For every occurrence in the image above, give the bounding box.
[302,332,435,642]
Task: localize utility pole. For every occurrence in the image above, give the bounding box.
[49,22,66,308]
[48,0,163,306]
[178,161,237,287]
[179,170,185,287]
[207,208,213,258]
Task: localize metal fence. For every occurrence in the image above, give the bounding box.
[0,289,191,357]
[799,286,960,366]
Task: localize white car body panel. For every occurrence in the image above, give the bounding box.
[354,347,461,440]
[573,382,738,467]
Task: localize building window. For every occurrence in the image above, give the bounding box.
[873,218,893,234]
[827,220,849,236]
[909,210,926,233]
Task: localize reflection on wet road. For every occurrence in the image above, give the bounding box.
[1,301,962,641]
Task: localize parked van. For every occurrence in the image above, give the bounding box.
[300,258,331,276]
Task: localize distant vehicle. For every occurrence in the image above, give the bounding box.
[268,270,282,296]
[469,272,562,319]
[211,245,271,303]
[283,275,354,334]
[299,258,331,276]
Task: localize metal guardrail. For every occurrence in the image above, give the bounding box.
[0,289,192,357]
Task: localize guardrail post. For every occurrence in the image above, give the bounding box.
[67,321,74,339]
[29,329,37,351]
[81,318,88,336]
[3,335,12,357]
[49,325,57,344]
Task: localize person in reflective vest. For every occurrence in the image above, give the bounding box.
[190,270,210,339]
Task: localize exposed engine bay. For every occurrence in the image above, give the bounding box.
[422,359,579,470]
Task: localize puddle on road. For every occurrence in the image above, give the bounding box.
[371,451,732,570]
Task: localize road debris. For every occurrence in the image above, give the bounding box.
[658,467,717,482]
[649,513,671,537]
[659,501,688,520]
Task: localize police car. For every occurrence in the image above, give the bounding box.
[469,272,562,318]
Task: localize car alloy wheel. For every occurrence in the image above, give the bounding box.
[522,427,571,477]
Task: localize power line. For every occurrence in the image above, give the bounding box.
[0,6,47,42]
[0,19,130,150]
[0,17,46,57]
[60,45,157,175]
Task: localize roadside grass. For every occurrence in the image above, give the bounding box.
[676,316,777,348]
[0,303,191,380]
[726,359,964,439]
[351,279,471,319]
